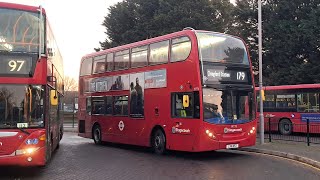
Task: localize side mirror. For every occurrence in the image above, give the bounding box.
[50,90,58,105]
[183,95,190,108]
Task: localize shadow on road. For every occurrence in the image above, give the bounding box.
[0,166,44,179]
[90,141,248,161]
[0,147,60,179]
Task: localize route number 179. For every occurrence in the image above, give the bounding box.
[236,72,246,80]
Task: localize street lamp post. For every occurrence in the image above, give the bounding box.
[258,0,264,144]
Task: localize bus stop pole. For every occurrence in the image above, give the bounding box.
[258,0,264,144]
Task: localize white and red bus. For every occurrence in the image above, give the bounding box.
[0,2,64,166]
[78,28,256,154]
[257,84,320,135]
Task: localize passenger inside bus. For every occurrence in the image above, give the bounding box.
[203,103,224,123]
[175,97,186,117]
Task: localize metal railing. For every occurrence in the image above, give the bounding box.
[257,117,320,146]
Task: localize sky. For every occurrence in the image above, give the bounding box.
[3,0,236,79]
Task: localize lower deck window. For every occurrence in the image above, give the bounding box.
[113,96,128,116]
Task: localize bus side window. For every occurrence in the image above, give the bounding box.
[171,93,196,118]
[86,97,92,115]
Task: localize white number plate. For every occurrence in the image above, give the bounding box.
[226,144,239,149]
[17,123,28,128]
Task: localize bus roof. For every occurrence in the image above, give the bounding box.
[255,84,320,91]
[0,2,46,14]
[81,29,241,60]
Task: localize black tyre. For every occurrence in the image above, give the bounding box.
[279,119,293,135]
[152,129,166,155]
[60,127,64,140]
[46,136,53,164]
[56,139,60,149]
[56,133,61,149]
[93,125,102,145]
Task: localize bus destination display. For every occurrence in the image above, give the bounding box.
[205,68,248,83]
[0,55,32,75]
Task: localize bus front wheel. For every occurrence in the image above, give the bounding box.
[279,119,293,135]
[152,129,166,155]
[93,125,102,145]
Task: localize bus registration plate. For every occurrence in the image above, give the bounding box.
[226,144,239,149]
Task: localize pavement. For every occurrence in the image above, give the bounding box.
[239,139,320,169]
[63,123,78,133]
[63,123,320,169]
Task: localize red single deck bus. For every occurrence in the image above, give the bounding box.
[256,84,320,135]
[0,2,64,166]
[78,28,256,154]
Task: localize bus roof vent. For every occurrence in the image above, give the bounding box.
[183,27,195,31]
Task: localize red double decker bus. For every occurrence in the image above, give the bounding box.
[0,2,64,166]
[256,84,320,135]
[78,28,256,154]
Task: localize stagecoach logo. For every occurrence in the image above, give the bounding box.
[118,121,125,131]
[171,127,191,134]
[224,127,243,133]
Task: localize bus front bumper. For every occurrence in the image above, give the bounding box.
[197,133,256,152]
[0,146,46,166]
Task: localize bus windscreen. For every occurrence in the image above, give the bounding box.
[0,85,44,129]
[203,87,255,124]
[0,8,44,53]
[197,32,249,65]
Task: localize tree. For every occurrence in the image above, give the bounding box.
[231,0,320,85]
[64,76,78,92]
[99,0,234,49]
[64,76,78,105]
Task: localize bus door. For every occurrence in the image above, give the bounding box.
[48,87,59,154]
[168,92,200,151]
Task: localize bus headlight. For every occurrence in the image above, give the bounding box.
[248,127,256,135]
[205,130,216,139]
[16,147,40,155]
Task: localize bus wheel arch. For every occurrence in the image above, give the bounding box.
[92,123,102,145]
[278,118,293,135]
[150,126,166,155]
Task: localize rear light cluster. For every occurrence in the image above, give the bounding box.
[205,130,216,139]
[248,127,256,135]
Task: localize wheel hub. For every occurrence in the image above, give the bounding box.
[155,136,161,148]
[94,129,100,141]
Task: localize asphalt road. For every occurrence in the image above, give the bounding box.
[1,132,320,180]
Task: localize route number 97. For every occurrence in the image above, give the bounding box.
[8,60,25,71]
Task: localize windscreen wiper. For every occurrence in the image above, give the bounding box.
[17,127,31,135]
[0,124,30,135]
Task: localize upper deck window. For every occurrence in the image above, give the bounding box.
[114,49,129,70]
[170,36,191,62]
[80,58,92,76]
[149,40,169,65]
[93,55,106,74]
[0,8,45,53]
[197,32,249,65]
[131,45,148,68]
[106,53,114,72]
